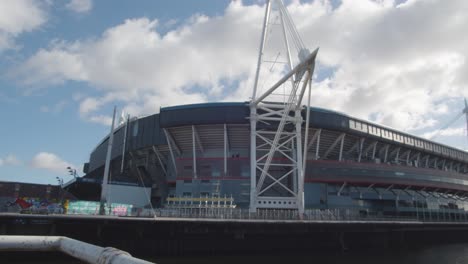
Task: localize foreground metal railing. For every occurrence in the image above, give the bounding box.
[134,207,468,223]
[4,200,468,223]
[0,235,154,264]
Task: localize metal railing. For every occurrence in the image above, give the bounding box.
[135,207,468,223]
[3,196,468,223]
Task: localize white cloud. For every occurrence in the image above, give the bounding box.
[12,0,468,136]
[13,2,261,124]
[17,44,87,87]
[66,0,92,13]
[422,127,466,140]
[30,152,74,174]
[0,154,21,166]
[0,0,47,51]
[5,155,21,166]
[40,100,68,113]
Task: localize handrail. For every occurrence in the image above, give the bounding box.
[0,236,154,264]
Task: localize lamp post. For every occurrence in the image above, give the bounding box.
[56,177,64,213]
[56,177,64,187]
[67,166,78,178]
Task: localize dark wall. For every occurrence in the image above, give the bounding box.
[159,102,249,127]
[307,107,349,132]
[88,103,251,172]
[89,114,167,172]
[86,103,467,176]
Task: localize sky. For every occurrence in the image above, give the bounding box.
[0,0,467,186]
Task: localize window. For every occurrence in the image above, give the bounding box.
[201,179,210,184]
[369,126,381,137]
[382,130,391,140]
[394,134,403,143]
[182,192,191,197]
[362,124,368,133]
[200,192,210,197]
[184,179,192,184]
[425,142,433,151]
[415,140,422,148]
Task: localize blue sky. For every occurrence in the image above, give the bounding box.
[0,0,467,185]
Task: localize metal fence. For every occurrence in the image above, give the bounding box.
[133,207,468,223]
[3,196,468,223]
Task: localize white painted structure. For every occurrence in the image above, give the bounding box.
[249,0,318,213]
[0,235,153,264]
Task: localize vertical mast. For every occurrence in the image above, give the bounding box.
[120,114,130,173]
[465,98,468,143]
[100,106,117,215]
[250,0,272,212]
[251,0,272,101]
[249,0,318,214]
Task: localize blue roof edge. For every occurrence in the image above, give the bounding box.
[161,101,248,111]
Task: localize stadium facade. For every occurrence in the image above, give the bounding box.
[71,102,468,216]
[70,0,468,217]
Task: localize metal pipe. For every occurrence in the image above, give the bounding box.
[279,4,296,101]
[252,0,272,100]
[224,123,228,176]
[192,125,197,179]
[297,63,314,107]
[339,134,345,161]
[0,236,153,264]
[100,106,117,215]
[163,129,178,176]
[120,114,130,173]
[465,98,468,145]
[249,106,257,212]
[371,141,377,160]
[315,129,321,160]
[252,48,318,106]
[295,108,304,214]
[300,71,313,212]
[357,138,364,162]
[152,146,167,177]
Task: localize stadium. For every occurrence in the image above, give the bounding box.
[67,0,468,218]
[67,101,468,217]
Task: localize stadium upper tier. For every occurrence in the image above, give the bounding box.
[79,102,468,207]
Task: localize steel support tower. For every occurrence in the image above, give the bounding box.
[465,98,468,143]
[249,0,318,213]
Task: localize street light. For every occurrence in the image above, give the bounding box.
[67,166,78,178]
[56,177,64,186]
[56,177,65,213]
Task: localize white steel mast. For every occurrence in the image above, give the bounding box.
[249,0,318,214]
[99,106,117,215]
[465,98,468,143]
